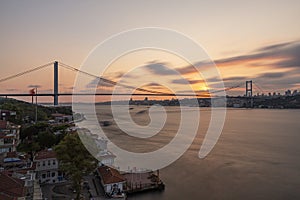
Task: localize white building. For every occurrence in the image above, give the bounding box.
[34,149,64,184]
[51,113,73,123]
[95,138,116,166]
[0,132,17,154]
[0,121,20,154]
[97,165,126,198]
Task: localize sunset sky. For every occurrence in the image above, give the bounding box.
[0,1,299,102]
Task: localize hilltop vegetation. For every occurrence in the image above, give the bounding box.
[0,97,72,124]
[0,97,73,154]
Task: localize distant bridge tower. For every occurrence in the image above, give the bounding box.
[245,80,253,97]
[245,80,253,108]
[54,61,58,106]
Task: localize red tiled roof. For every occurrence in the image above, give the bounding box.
[34,149,56,160]
[0,131,5,138]
[97,166,125,185]
[0,193,14,200]
[6,152,17,158]
[0,172,26,199]
[7,162,36,175]
[51,113,65,117]
[3,135,14,139]
[0,120,7,129]
[0,110,9,112]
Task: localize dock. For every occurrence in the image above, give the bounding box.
[122,170,165,194]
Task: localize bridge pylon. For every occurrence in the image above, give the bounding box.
[245,80,253,108]
[246,80,252,97]
[54,61,58,106]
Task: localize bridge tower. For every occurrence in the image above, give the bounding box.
[245,80,252,97]
[245,80,253,108]
[54,61,58,106]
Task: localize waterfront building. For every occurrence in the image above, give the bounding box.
[97,165,126,197]
[95,138,116,166]
[51,113,73,123]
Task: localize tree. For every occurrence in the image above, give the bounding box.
[37,131,56,148]
[17,141,40,154]
[20,125,38,141]
[54,132,97,200]
[20,123,48,141]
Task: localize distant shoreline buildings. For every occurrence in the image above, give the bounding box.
[97,90,300,109]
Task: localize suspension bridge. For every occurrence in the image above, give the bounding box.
[0,61,262,106]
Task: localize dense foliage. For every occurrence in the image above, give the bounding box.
[55,133,97,200]
[0,97,72,123]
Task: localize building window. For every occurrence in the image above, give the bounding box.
[53,160,56,165]
[37,162,40,167]
[52,172,56,177]
[47,171,50,177]
[48,160,51,166]
[42,174,46,179]
[42,161,45,166]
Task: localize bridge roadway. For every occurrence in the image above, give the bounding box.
[0,93,254,98]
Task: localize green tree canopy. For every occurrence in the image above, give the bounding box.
[37,131,56,148]
[54,133,97,200]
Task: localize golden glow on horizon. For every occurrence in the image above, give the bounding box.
[0,50,297,103]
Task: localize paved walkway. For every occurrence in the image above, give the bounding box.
[84,175,111,200]
[41,176,113,200]
[41,181,73,200]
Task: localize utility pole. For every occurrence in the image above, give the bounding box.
[35,87,38,123]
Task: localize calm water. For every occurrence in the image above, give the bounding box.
[93,106,300,200]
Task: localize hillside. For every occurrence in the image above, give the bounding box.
[0,97,72,124]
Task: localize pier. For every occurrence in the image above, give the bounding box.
[123,170,165,194]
